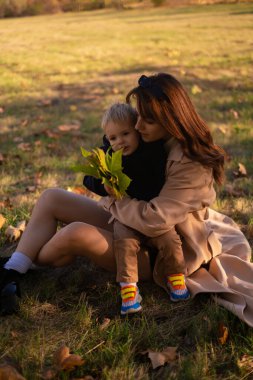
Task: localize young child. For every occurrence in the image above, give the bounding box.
[84,102,190,315]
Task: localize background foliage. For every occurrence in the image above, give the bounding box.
[0,0,251,17]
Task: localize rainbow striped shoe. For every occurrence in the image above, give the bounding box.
[167,274,190,302]
[120,285,142,315]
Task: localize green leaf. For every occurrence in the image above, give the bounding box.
[82,164,100,178]
[75,146,132,199]
[81,147,92,158]
[110,149,123,172]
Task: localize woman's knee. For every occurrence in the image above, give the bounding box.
[37,188,62,207]
[57,222,100,248]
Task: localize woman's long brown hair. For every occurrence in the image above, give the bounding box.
[126,73,226,185]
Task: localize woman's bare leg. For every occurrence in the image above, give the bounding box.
[36,222,116,273]
[17,188,113,261]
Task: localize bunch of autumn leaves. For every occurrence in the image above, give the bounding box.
[75,147,131,199]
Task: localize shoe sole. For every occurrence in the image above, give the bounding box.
[170,294,191,302]
[120,294,142,316]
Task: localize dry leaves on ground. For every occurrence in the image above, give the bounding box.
[238,354,253,370]
[191,84,202,95]
[233,163,248,178]
[218,323,229,345]
[0,364,26,380]
[58,124,80,132]
[0,214,6,229]
[54,345,85,371]
[99,317,111,331]
[141,347,178,369]
[5,220,26,242]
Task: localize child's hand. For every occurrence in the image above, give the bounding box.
[104,184,116,197]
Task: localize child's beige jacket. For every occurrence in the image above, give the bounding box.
[99,138,252,326]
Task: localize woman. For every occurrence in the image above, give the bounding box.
[0,73,252,324]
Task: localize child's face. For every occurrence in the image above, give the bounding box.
[105,121,140,156]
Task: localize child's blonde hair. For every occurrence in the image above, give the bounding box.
[101,102,138,130]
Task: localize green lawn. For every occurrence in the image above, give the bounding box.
[0,3,253,379]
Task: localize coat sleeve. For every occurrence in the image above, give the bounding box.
[98,159,216,237]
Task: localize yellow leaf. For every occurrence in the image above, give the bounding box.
[142,347,177,369]
[5,226,21,242]
[191,84,202,95]
[218,323,229,345]
[69,105,77,111]
[0,214,6,229]
[0,364,26,380]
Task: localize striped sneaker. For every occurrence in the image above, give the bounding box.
[120,285,142,315]
[167,273,190,302]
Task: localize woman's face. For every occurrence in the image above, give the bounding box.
[135,113,170,142]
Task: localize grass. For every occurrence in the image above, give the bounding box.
[0,2,253,379]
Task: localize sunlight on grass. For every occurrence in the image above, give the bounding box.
[0,2,252,379]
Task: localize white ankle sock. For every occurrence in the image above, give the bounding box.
[120,282,137,287]
[4,252,33,273]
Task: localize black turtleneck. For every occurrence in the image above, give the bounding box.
[83,136,167,201]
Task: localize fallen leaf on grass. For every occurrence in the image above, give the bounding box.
[69,105,77,112]
[26,186,36,193]
[10,330,20,338]
[0,364,26,380]
[17,143,31,152]
[54,345,84,371]
[217,125,227,134]
[230,109,239,119]
[0,214,6,229]
[58,124,80,132]
[141,347,177,369]
[238,354,253,370]
[5,220,26,241]
[0,153,4,164]
[42,129,59,139]
[72,376,95,380]
[99,317,111,331]
[191,85,202,95]
[5,226,21,242]
[233,163,247,178]
[0,107,4,113]
[218,323,229,345]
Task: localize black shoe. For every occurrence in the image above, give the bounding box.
[0,282,21,315]
[0,267,21,316]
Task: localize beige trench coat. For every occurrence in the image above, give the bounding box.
[99,139,252,326]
